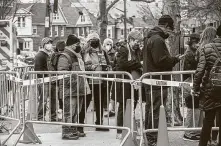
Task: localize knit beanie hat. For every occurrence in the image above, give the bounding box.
[128,30,143,41]
[217,25,221,37]
[87,32,100,42]
[158,15,174,30]
[41,37,52,48]
[103,38,113,46]
[66,34,80,46]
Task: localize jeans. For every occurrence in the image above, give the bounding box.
[145,88,168,144]
[184,108,203,138]
[199,107,221,146]
[37,84,57,120]
[62,96,83,134]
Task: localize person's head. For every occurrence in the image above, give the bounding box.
[217,25,221,38]
[66,34,81,53]
[56,41,65,52]
[188,33,200,50]
[41,37,53,53]
[87,32,100,49]
[158,15,174,32]
[127,30,143,50]
[103,38,113,52]
[199,27,217,47]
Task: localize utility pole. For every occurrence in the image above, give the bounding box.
[45,0,51,37]
[124,0,127,41]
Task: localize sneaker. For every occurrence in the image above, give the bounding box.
[183,134,200,142]
[116,133,122,140]
[62,133,79,140]
[104,111,115,117]
[95,128,110,131]
[77,128,86,137]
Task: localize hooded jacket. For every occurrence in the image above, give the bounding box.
[143,26,179,73]
[193,38,221,111]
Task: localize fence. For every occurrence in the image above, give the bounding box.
[137,70,219,145]
[1,71,136,146]
[0,71,23,145]
[1,70,219,146]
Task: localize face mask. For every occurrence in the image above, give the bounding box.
[90,40,100,48]
[44,44,52,51]
[75,45,82,53]
[106,45,111,51]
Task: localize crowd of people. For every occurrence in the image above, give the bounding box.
[33,14,221,146]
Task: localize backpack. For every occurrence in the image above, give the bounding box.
[209,44,221,94]
[51,52,72,71]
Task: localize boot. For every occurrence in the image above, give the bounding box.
[62,126,79,140]
[95,122,109,131]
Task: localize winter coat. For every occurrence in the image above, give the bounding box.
[193,38,221,111]
[34,51,49,78]
[143,26,179,73]
[57,47,90,97]
[115,43,142,103]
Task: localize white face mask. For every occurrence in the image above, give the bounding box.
[106,45,111,51]
[44,44,52,51]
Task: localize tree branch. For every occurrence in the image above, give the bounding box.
[106,0,120,13]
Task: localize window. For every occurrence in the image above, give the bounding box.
[108,29,111,38]
[22,17,25,27]
[17,17,21,27]
[33,26,37,35]
[24,41,30,49]
[61,26,64,36]
[53,13,59,20]
[17,17,26,28]
[81,15,85,22]
[55,26,58,36]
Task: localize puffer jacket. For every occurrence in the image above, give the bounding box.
[57,47,89,97]
[193,38,221,111]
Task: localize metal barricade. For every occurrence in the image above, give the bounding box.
[137,70,218,145]
[15,71,136,146]
[13,65,34,79]
[0,71,22,145]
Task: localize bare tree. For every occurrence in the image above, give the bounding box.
[181,0,221,22]
[137,2,161,26]
[0,0,19,20]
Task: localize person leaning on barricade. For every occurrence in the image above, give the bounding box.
[34,37,57,121]
[192,25,221,146]
[57,34,91,140]
[78,32,110,133]
[142,15,183,146]
[115,30,143,139]
[182,33,202,141]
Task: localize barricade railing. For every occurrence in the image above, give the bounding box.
[0,71,23,145]
[11,71,136,146]
[13,65,34,79]
[137,70,219,145]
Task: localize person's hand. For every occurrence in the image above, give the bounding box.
[191,89,200,97]
[176,54,186,60]
[91,64,98,70]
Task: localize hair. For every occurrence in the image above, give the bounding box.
[217,25,221,37]
[199,27,217,48]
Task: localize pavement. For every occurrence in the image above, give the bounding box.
[0,102,199,146]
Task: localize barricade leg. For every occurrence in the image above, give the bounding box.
[19,85,42,144]
[122,99,138,146]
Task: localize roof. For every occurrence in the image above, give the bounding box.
[30,3,46,24]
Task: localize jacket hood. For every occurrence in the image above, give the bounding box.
[146,26,169,39]
[213,38,221,44]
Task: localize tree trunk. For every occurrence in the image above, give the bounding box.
[163,0,183,126]
[98,0,108,43]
